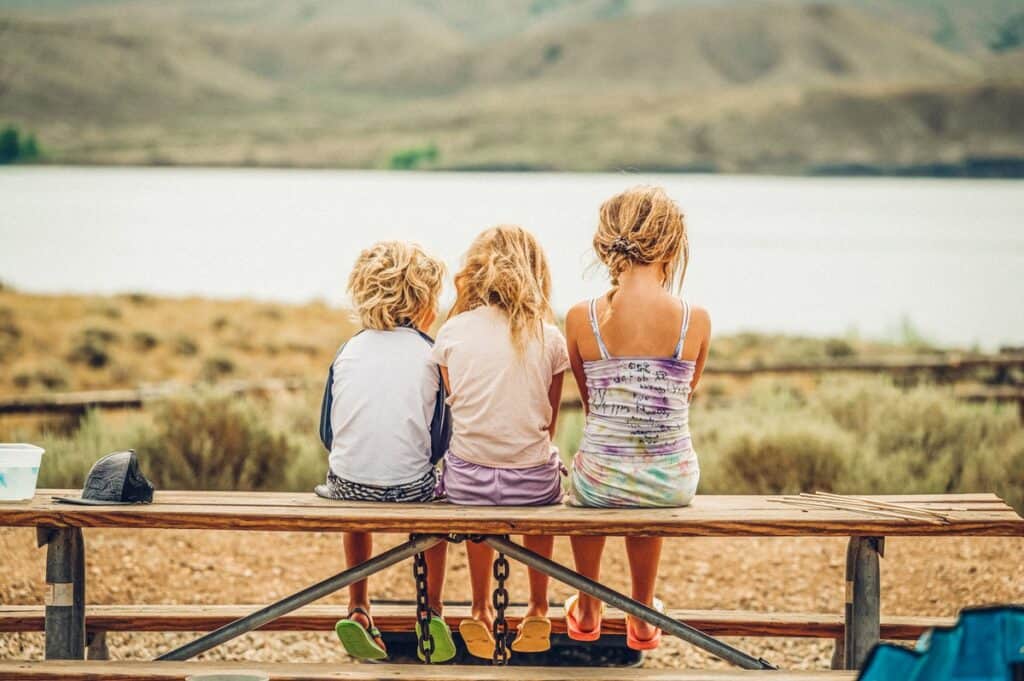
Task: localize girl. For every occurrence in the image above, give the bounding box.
[564,186,711,650]
[431,225,569,659]
[317,241,455,662]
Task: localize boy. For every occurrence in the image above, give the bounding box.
[317,241,454,662]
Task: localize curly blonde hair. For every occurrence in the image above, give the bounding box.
[347,241,445,330]
[593,185,689,291]
[449,225,553,352]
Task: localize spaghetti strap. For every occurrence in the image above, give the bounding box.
[673,299,691,359]
[588,298,611,360]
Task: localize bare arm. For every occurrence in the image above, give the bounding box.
[547,371,565,440]
[440,366,451,393]
[689,307,711,400]
[565,303,590,415]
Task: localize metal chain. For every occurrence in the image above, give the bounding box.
[491,549,511,665]
[412,545,435,664]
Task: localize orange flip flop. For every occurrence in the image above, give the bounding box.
[626,597,664,651]
[564,594,603,642]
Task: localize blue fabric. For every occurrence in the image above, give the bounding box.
[859,606,1024,681]
[318,328,450,464]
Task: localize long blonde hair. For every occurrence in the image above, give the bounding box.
[347,241,445,330]
[449,225,553,352]
[593,185,689,291]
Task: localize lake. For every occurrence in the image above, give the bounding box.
[1,167,1021,348]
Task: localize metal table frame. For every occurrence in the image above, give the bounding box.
[37,528,884,670]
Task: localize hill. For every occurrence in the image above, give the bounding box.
[0,0,1021,174]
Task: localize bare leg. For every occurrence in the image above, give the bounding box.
[424,540,448,614]
[569,535,606,631]
[625,536,663,641]
[343,531,372,616]
[466,541,496,627]
[521,535,554,618]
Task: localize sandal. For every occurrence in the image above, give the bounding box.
[626,597,664,651]
[414,608,457,663]
[459,618,497,660]
[335,607,388,660]
[510,615,551,653]
[564,594,603,642]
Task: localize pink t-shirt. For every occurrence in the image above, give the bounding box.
[432,305,570,469]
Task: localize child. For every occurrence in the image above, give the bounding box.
[316,241,456,662]
[564,186,710,650]
[431,225,569,659]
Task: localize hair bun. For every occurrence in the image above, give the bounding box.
[609,236,641,257]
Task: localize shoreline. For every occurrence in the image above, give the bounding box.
[6,158,1024,180]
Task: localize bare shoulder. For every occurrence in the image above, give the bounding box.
[564,300,591,331]
[688,304,712,341]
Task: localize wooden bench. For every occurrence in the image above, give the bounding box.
[0,660,857,681]
[0,603,952,640]
[1,490,1020,672]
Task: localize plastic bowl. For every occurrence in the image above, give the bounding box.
[0,443,45,501]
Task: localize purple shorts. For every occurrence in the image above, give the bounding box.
[439,450,565,506]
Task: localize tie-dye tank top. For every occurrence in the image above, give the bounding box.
[568,297,700,508]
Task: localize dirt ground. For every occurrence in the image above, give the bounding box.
[1,529,1021,669]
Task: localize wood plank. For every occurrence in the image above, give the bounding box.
[0,661,857,681]
[0,604,949,640]
[1,491,1019,537]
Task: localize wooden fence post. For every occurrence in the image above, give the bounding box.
[38,527,86,660]
[844,536,883,670]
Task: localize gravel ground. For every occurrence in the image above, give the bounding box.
[2,528,1021,669]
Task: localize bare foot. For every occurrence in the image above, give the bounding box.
[576,595,602,631]
[628,615,659,642]
[471,603,495,630]
[525,600,549,619]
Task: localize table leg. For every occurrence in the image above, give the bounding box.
[844,536,883,670]
[37,527,86,660]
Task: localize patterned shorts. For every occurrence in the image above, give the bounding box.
[315,468,438,503]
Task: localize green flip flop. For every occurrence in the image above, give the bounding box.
[335,608,388,661]
[414,610,457,663]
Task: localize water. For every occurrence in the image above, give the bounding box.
[1,166,1022,348]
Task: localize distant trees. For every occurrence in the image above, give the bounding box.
[0,124,41,164]
[990,13,1024,52]
[388,143,439,170]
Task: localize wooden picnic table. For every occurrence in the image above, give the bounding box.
[1,490,1021,674]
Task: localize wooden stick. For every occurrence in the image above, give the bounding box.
[767,497,946,524]
[807,492,952,522]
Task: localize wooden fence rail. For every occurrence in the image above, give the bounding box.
[1,354,1021,417]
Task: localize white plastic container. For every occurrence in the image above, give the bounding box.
[0,444,45,501]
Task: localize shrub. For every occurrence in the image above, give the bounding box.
[824,338,855,358]
[200,354,236,381]
[0,125,42,164]
[12,363,70,391]
[172,334,199,357]
[701,418,854,494]
[139,392,296,491]
[88,302,122,319]
[131,331,160,352]
[0,307,21,360]
[67,327,119,368]
[389,143,439,170]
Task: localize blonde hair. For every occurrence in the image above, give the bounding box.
[449,225,553,352]
[347,241,445,330]
[593,185,689,291]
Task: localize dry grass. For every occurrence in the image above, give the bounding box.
[0,290,356,394]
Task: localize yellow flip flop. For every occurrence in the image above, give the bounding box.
[459,618,497,660]
[511,615,551,653]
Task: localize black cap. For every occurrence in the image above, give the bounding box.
[53,450,154,505]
